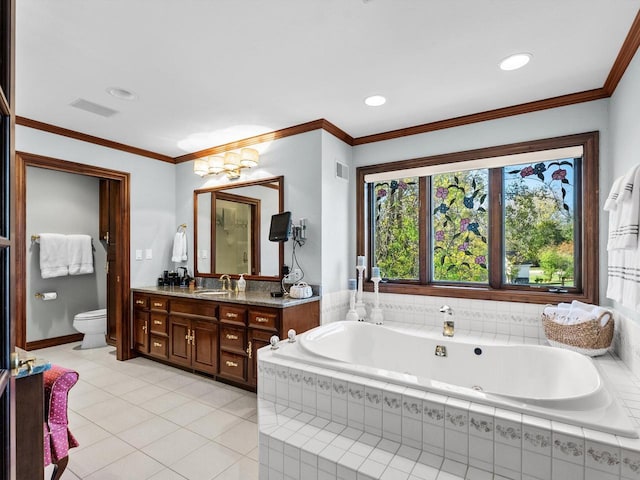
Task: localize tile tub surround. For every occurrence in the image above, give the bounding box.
[258,327,640,480]
[320,290,547,341]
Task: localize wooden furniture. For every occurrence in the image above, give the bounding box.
[16,372,44,480]
[132,291,319,390]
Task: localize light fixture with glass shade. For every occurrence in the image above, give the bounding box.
[193,147,260,179]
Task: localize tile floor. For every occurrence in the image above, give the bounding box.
[35,342,258,480]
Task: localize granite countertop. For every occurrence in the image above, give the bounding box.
[132,285,320,309]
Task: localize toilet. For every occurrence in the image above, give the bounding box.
[73,308,107,349]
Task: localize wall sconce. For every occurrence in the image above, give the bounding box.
[193,147,259,179]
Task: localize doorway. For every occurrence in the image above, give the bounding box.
[15,152,133,361]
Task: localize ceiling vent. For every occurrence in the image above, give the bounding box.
[69,98,118,118]
[336,161,349,181]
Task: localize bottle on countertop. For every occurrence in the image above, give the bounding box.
[237,273,246,292]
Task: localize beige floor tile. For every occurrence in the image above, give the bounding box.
[170,442,241,480]
[197,385,245,408]
[69,422,112,452]
[247,446,259,462]
[68,387,115,411]
[93,403,156,434]
[140,390,191,415]
[213,457,259,480]
[75,397,132,423]
[159,372,201,391]
[214,419,258,455]
[174,379,223,399]
[121,383,172,405]
[220,394,257,418]
[184,409,243,440]
[118,416,181,449]
[159,399,214,426]
[103,376,152,397]
[146,468,188,479]
[67,435,135,478]
[142,427,209,465]
[84,450,165,480]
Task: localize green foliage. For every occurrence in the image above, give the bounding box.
[373,179,419,279]
[538,244,574,283]
[432,170,488,283]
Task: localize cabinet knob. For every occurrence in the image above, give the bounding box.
[154,320,162,325]
[256,317,269,323]
[136,300,145,305]
[226,312,238,318]
[226,361,238,368]
[226,334,238,340]
[246,341,252,359]
[143,321,148,333]
[153,341,162,348]
[153,302,163,307]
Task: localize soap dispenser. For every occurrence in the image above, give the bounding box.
[237,273,246,292]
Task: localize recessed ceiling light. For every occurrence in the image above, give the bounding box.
[106,87,137,101]
[499,53,532,71]
[364,95,386,107]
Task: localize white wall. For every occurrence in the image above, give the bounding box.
[352,99,611,301]
[175,130,325,286]
[609,48,640,323]
[321,130,354,293]
[17,126,177,288]
[26,167,106,341]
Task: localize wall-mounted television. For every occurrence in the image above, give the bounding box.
[268,211,292,242]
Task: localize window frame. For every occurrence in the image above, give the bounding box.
[356,131,599,305]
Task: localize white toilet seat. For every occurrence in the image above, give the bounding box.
[73,308,107,349]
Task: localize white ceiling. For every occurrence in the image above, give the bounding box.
[16,0,640,158]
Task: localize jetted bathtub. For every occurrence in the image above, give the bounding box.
[274,321,637,438]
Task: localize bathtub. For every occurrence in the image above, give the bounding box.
[274,321,637,438]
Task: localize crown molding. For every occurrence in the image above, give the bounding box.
[16,10,640,160]
[604,9,640,94]
[16,116,174,163]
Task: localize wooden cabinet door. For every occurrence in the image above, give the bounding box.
[192,320,218,375]
[168,316,191,367]
[133,310,149,354]
[248,328,272,388]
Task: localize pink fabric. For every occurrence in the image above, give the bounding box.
[43,365,79,466]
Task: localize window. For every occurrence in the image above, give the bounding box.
[357,132,598,304]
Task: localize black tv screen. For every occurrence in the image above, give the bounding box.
[269,211,292,242]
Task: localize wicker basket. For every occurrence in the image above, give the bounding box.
[542,311,614,356]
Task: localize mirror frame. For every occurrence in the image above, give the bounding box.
[193,175,284,281]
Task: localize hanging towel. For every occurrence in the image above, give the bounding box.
[171,231,188,262]
[609,165,640,250]
[39,233,69,279]
[68,234,94,275]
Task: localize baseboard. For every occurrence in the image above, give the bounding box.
[26,333,84,351]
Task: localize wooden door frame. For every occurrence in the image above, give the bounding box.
[15,151,133,360]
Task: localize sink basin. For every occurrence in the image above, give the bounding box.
[196,290,230,296]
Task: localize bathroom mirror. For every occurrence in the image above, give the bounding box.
[194,176,284,279]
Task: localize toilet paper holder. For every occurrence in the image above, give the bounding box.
[35,292,57,300]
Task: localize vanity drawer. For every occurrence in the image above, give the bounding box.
[150,297,168,311]
[170,299,217,318]
[219,305,247,325]
[150,313,168,335]
[149,335,169,359]
[220,325,246,352]
[133,294,149,309]
[249,310,278,330]
[219,351,247,382]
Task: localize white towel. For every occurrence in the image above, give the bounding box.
[608,165,640,250]
[604,176,623,212]
[68,234,94,275]
[544,305,597,326]
[171,231,187,262]
[39,233,69,279]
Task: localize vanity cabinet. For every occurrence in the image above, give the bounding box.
[131,290,319,391]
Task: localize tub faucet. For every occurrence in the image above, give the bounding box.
[219,274,231,291]
[440,305,454,337]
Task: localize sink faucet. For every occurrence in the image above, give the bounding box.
[219,274,231,291]
[440,305,454,337]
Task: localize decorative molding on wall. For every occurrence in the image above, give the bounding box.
[17,11,640,163]
[25,333,83,351]
[351,89,609,145]
[16,116,174,163]
[604,10,640,95]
